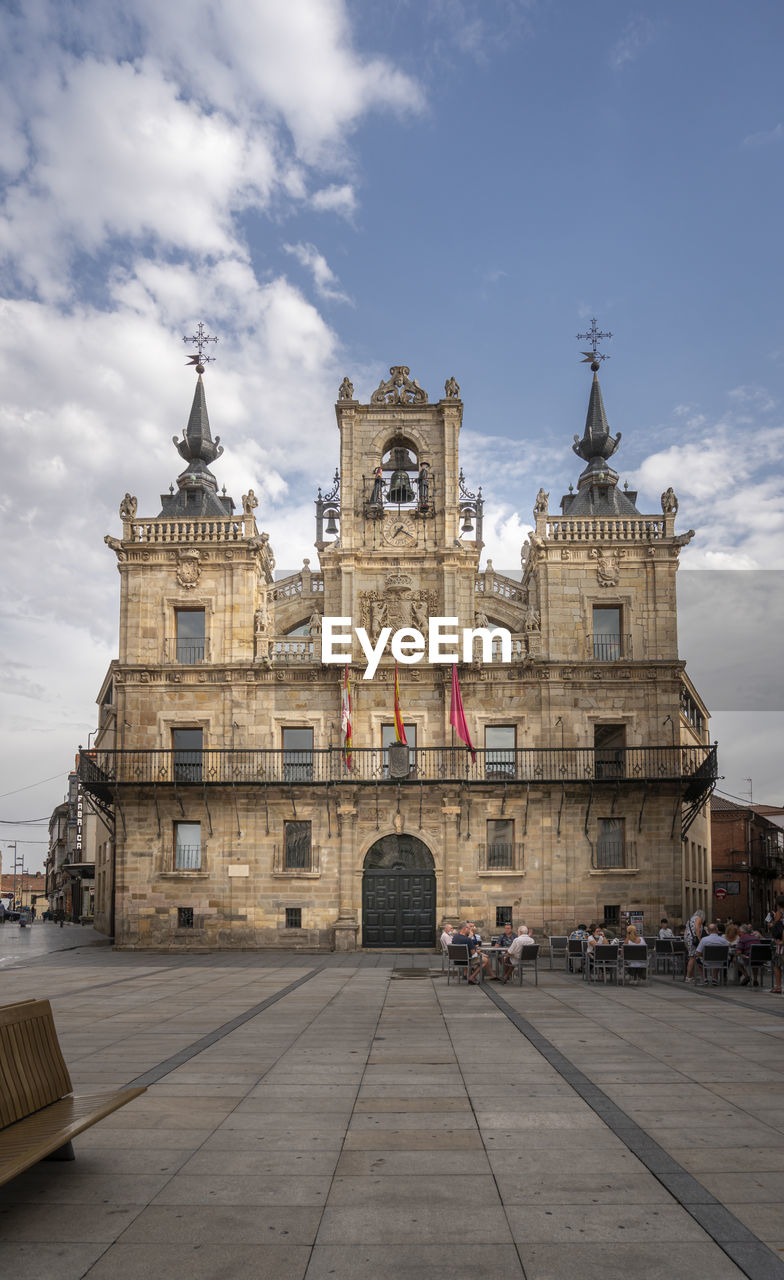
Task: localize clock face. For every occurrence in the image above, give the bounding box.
[382,514,417,546]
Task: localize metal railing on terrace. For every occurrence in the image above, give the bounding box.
[591,633,632,661]
[78,744,717,789]
[592,840,638,871]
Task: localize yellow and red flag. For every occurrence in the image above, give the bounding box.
[341,664,352,769]
[393,663,407,745]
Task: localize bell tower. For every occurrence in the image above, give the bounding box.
[314,367,484,647]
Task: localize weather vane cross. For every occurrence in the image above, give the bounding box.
[183,321,218,374]
[576,317,612,370]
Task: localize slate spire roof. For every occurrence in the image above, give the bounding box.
[560,368,640,517]
[159,374,235,518]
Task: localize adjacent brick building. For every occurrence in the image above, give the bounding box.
[710,796,784,928]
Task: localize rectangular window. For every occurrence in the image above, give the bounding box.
[496,905,513,927]
[172,728,203,782]
[174,821,201,870]
[176,610,206,664]
[593,606,622,660]
[486,818,515,869]
[282,727,314,781]
[285,907,302,929]
[603,904,620,929]
[594,724,625,779]
[177,907,194,929]
[485,726,516,778]
[381,723,417,774]
[596,817,624,868]
[285,821,312,870]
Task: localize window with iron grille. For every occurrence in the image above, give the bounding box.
[486,819,514,869]
[596,817,625,868]
[285,907,302,929]
[174,821,201,870]
[282,727,314,781]
[603,904,620,928]
[496,905,513,927]
[177,907,194,929]
[175,609,206,664]
[285,821,312,870]
[593,606,622,660]
[485,726,516,777]
[172,728,203,782]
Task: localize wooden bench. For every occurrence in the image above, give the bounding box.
[0,999,146,1185]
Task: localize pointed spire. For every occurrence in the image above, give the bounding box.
[572,370,621,468]
[159,357,234,519]
[560,346,639,517]
[173,375,223,467]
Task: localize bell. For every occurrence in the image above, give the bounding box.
[325,510,339,536]
[389,469,415,504]
[461,509,474,534]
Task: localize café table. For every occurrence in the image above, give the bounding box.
[479,945,507,981]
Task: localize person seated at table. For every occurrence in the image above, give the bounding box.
[467,921,483,944]
[695,921,729,985]
[586,924,608,968]
[497,922,515,948]
[624,924,647,983]
[569,923,589,940]
[735,923,763,986]
[502,926,535,982]
[452,923,495,983]
[440,924,455,951]
[658,918,674,939]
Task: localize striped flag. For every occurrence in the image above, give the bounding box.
[450,664,476,762]
[341,664,352,769]
[393,663,407,745]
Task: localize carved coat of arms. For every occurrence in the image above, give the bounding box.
[175,549,201,589]
[590,548,624,587]
[359,572,437,640]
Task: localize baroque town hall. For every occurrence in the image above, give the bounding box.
[80,340,716,950]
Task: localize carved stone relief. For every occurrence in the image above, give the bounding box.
[590,547,624,587]
[175,549,201,589]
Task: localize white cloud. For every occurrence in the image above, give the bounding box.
[310,184,358,218]
[609,16,656,69]
[283,242,352,304]
[742,122,784,148]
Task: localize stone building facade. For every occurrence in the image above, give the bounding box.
[80,357,716,949]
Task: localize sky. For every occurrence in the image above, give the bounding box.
[0,0,782,873]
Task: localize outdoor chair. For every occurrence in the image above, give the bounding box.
[548,936,568,969]
[446,943,472,985]
[567,939,585,975]
[621,943,649,985]
[644,936,658,951]
[744,943,774,989]
[699,944,731,986]
[507,944,539,986]
[590,944,620,984]
[654,938,674,974]
[670,939,687,979]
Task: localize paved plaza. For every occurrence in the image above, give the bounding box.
[1,924,784,1280]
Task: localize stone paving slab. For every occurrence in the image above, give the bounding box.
[2,942,784,1278]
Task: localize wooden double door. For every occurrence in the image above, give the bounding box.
[362,835,436,948]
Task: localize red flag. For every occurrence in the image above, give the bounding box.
[450,664,475,762]
[393,664,407,745]
[341,664,352,769]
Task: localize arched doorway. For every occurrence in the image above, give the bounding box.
[362,835,436,948]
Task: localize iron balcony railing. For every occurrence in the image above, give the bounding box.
[592,840,638,871]
[591,633,632,661]
[78,745,718,789]
[273,844,320,874]
[478,842,525,872]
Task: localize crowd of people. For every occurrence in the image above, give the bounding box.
[441,898,784,992]
[440,921,537,984]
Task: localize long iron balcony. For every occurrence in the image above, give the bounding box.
[79,745,717,791]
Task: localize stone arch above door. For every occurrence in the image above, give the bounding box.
[363,834,435,872]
